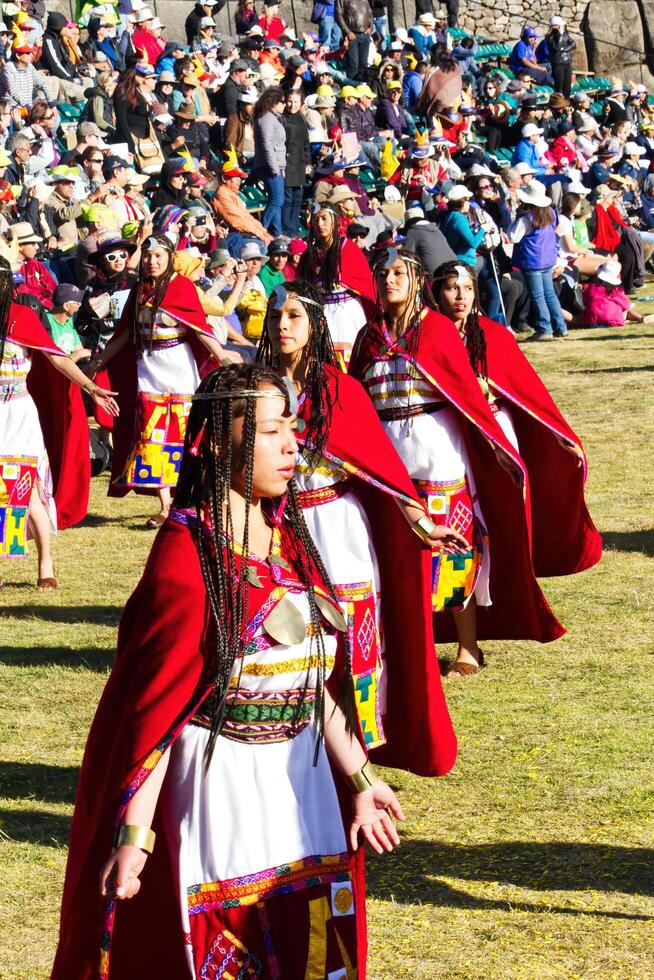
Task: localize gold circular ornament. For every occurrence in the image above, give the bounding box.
[333,886,353,914]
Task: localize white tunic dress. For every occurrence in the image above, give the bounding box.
[0,339,55,558]
[362,349,491,610]
[160,522,357,979]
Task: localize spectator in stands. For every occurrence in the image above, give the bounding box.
[1,41,51,107]
[281,90,310,237]
[40,12,86,102]
[253,86,287,237]
[512,123,550,175]
[509,26,555,88]
[335,0,373,82]
[440,185,484,267]
[538,17,575,98]
[14,220,56,309]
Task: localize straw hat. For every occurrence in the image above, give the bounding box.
[132,6,154,23]
[326,184,358,206]
[517,179,551,208]
[11,221,42,245]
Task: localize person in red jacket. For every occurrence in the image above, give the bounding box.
[13,222,57,311]
[132,6,165,65]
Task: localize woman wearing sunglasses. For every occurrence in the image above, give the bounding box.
[77,232,139,444]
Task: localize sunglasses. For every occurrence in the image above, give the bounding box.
[104,250,128,261]
[89,157,103,164]
[478,183,492,189]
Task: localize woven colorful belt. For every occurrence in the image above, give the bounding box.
[191,690,316,744]
[296,479,351,509]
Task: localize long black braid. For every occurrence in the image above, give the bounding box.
[0,257,14,368]
[133,234,176,355]
[299,206,342,293]
[432,260,488,380]
[174,364,356,762]
[256,280,338,473]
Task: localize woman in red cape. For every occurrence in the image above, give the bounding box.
[257,281,460,776]
[88,235,225,529]
[349,247,564,677]
[52,365,404,980]
[298,203,375,370]
[0,263,117,587]
[431,260,602,579]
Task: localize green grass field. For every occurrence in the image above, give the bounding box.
[1,322,653,979]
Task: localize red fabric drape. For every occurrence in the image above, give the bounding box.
[350,309,564,644]
[11,303,90,528]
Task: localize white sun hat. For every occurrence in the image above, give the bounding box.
[517,179,551,208]
[624,141,646,156]
[596,260,622,286]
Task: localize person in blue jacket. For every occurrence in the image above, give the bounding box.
[403,60,427,115]
[509,26,554,87]
[439,185,485,267]
[511,123,549,175]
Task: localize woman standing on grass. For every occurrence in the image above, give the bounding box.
[52,364,405,979]
[298,203,375,370]
[0,259,118,589]
[87,235,225,529]
[257,281,459,773]
[431,260,602,581]
[509,179,569,341]
[350,248,564,676]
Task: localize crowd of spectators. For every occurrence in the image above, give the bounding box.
[2,0,654,355]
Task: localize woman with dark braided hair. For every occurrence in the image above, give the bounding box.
[432,260,602,584]
[0,257,117,589]
[257,281,460,775]
[298,203,375,370]
[350,247,567,676]
[87,234,225,528]
[52,364,405,980]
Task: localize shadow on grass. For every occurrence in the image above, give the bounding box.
[1,605,121,625]
[0,762,78,805]
[367,840,654,918]
[0,645,114,671]
[570,365,654,374]
[602,529,654,557]
[570,332,654,342]
[77,513,134,528]
[0,807,70,847]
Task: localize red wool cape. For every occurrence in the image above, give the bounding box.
[51,518,368,980]
[107,274,216,498]
[480,316,602,577]
[10,303,90,528]
[350,309,564,644]
[299,366,457,778]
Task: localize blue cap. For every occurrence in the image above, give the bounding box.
[523,25,537,37]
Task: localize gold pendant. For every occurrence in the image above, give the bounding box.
[245,566,264,588]
[314,594,347,632]
[263,595,307,645]
[268,555,291,571]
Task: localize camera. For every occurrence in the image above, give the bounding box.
[195,214,207,226]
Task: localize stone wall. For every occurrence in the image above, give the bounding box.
[51,0,654,86]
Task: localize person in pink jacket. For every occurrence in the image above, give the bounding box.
[579,260,647,327]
